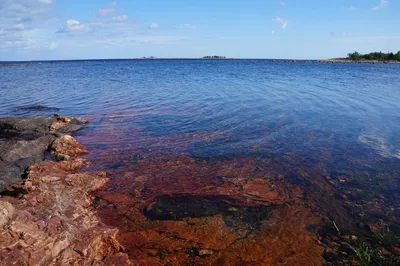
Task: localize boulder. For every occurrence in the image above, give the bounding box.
[50,135,89,159]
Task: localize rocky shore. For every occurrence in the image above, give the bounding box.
[0,116,131,265]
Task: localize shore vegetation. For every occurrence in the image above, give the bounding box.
[347,51,400,62]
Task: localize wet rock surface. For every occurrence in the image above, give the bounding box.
[0,134,131,266]
[0,116,88,191]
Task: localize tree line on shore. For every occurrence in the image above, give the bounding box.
[347,51,400,61]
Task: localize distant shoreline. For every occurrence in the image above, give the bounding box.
[1,58,400,66]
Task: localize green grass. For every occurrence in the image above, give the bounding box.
[348,243,372,266]
[376,227,398,247]
[348,240,400,266]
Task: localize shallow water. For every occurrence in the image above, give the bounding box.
[1,60,400,264]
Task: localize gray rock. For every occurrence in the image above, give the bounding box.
[0,116,86,138]
[0,116,55,134]
[0,116,87,191]
[0,135,56,191]
[0,135,55,163]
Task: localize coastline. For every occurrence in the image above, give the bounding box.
[0,116,130,265]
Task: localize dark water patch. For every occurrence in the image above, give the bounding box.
[11,105,61,117]
[143,194,274,229]
[17,105,60,111]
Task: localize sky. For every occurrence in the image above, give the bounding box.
[0,0,399,61]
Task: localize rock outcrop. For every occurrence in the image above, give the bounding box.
[0,132,131,265]
[0,116,88,191]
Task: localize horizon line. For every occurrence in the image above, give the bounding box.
[0,57,340,63]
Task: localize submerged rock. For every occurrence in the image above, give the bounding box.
[95,157,325,265]
[16,105,60,111]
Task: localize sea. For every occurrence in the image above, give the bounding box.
[1,59,399,264]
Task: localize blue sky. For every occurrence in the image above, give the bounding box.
[0,0,399,60]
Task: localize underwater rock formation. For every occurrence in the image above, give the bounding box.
[95,157,326,265]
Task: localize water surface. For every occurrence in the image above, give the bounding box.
[1,60,399,264]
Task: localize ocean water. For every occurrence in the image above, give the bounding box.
[2,60,400,161]
[1,60,400,263]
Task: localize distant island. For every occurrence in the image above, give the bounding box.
[346,51,400,62]
[203,56,226,59]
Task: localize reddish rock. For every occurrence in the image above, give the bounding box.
[98,253,133,266]
[50,116,89,134]
[0,201,14,226]
[51,135,89,158]
[0,136,130,266]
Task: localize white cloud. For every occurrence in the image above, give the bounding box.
[280,1,286,6]
[112,14,128,21]
[0,0,56,52]
[174,24,197,29]
[271,30,276,35]
[273,17,288,29]
[149,23,160,29]
[66,19,84,31]
[371,0,389,10]
[0,0,191,59]
[57,19,90,35]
